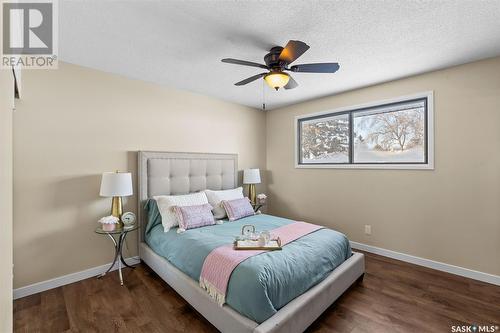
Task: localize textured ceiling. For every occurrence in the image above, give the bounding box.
[60,0,500,110]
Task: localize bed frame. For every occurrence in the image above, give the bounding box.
[138,151,365,333]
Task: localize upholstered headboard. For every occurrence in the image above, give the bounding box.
[137,151,238,241]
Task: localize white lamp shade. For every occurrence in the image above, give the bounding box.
[100,172,133,197]
[243,169,261,184]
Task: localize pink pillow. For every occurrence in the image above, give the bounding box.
[174,203,216,231]
[222,197,255,221]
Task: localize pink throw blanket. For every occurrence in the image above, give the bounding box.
[199,221,323,305]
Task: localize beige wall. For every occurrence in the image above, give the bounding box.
[13,62,266,288]
[0,69,14,329]
[267,57,500,276]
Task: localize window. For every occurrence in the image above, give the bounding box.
[296,92,433,169]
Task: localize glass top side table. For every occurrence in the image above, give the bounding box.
[95,224,139,286]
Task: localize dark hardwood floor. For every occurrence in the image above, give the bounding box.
[14,251,500,333]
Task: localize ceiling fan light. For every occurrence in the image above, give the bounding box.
[264,72,290,90]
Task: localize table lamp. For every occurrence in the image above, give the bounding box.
[100,171,133,228]
[243,169,261,204]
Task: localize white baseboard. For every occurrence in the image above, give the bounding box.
[350,241,500,286]
[13,256,141,300]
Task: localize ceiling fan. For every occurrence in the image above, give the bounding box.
[221,40,340,91]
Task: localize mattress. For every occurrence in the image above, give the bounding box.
[144,201,352,323]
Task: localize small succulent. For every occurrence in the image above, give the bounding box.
[98,215,119,225]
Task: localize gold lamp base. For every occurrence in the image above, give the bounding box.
[248,184,256,205]
[111,196,124,229]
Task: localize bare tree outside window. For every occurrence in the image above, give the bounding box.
[354,107,425,163]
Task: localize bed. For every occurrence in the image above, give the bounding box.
[138,151,365,333]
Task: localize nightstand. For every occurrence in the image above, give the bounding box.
[95,224,138,286]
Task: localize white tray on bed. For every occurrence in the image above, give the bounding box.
[234,238,282,250]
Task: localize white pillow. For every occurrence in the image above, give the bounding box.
[154,192,208,232]
[205,187,244,219]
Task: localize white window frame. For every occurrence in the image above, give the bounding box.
[294,91,434,170]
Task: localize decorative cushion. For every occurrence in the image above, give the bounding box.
[154,192,209,232]
[205,187,244,219]
[174,203,216,232]
[222,197,255,221]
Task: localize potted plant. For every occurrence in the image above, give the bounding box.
[98,215,120,231]
[256,193,267,205]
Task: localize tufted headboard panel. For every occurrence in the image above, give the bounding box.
[138,151,238,241]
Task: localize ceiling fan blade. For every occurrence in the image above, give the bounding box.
[284,75,298,90]
[222,58,268,69]
[279,40,310,64]
[289,63,340,73]
[234,73,267,86]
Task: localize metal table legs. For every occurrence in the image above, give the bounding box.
[97,231,135,286]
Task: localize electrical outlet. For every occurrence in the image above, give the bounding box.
[365,225,372,235]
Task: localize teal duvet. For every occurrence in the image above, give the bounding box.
[144,200,352,323]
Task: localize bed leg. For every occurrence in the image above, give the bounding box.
[356,273,365,284]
